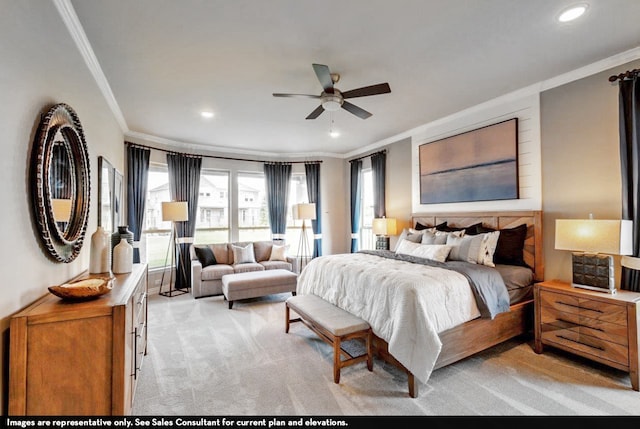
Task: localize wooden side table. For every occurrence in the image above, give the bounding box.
[534,280,640,391]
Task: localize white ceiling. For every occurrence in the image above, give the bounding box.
[66,0,640,157]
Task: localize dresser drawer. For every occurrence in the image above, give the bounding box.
[540,306,628,345]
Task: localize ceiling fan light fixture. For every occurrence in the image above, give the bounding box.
[321,94,342,111]
[200,111,214,119]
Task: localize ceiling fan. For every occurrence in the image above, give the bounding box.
[273,63,391,120]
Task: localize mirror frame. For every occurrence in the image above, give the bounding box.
[30,103,91,263]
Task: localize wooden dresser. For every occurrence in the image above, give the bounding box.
[9,263,148,415]
[534,280,640,391]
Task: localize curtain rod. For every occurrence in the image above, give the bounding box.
[608,68,639,83]
[125,141,322,164]
[348,149,386,163]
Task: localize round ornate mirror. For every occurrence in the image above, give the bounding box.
[31,103,90,262]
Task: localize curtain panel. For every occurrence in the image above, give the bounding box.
[619,75,640,292]
[350,159,362,252]
[371,151,386,218]
[264,162,292,241]
[305,162,322,257]
[167,153,202,290]
[126,144,150,263]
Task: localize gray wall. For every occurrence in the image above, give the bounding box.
[0,2,125,413]
[540,59,640,283]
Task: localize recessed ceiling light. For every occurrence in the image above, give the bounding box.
[558,4,587,22]
[329,130,340,138]
[200,111,214,119]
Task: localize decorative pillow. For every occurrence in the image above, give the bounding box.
[432,229,465,245]
[494,224,528,267]
[394,228,424,251]
[414,221,446,231]
[410,244,453,263]
[478,231,500,267]
[194,246,217,267]
[446,234,484,264]
[395,239,422,256]
[269,244,289,262]
[231,243,256,264]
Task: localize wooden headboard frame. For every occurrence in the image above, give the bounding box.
[411,210,544,281]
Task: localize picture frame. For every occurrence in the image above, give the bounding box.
[113,169,124,227]
[419,118,519,204]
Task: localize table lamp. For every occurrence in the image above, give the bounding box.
[372,217,397,250]
[555,217,632,294]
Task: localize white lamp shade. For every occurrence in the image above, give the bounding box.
[51,198,72,222]
[555,219,632,255]
[292,203,316,220]
[372,218,398,236]
[162,201,189,222]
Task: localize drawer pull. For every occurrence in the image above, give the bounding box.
[137,292,147,306]
[557,334,604,351]
[557,318,604,332]
[557,301,603,313]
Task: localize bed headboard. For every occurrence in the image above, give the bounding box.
[411,210,544,282]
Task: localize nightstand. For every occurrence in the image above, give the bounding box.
[534,280,640,391]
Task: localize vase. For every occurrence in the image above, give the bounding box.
[113,238,133,274]
[89,226,111,273]
[111,225,133,269]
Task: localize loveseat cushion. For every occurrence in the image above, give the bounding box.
[232,262,265,274]
[259,260,293,271]
[201,264,235,281]
[210,243,231,265]
[253,240,275,262]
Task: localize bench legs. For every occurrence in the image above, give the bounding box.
[286,303,373,384]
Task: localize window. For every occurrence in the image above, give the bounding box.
[144,164,171,269]
[360,168,375,250]
[194,169,229,244]
[286,173,311,255]
[237,172,269,242]
[143,164,230,270]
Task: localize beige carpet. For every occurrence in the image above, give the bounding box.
[131,292,640,416]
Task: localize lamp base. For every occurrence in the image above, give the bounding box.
[375,236,390,250]
[571,252,616,294]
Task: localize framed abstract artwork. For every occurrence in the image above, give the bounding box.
[419,118,519,204]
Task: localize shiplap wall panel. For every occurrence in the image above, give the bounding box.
[411,93,542,215]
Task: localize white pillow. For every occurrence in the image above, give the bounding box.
[395,240,421,256]
[269,244,289,262]
[231,243,256,264]
[410,244,452,263]
[478,231,500,267]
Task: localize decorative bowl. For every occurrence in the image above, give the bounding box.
[48,276,114,301]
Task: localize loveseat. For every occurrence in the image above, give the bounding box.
[189,240,298,299]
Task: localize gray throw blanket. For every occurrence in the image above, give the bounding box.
[359,250,511,319]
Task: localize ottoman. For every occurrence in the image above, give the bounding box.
[221,269,298,309]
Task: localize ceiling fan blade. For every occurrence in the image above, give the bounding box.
[312,64,334,93]
[305,105,325,120]
[273,93,321,99]
[342,83,391,99]
[342,101,372,119]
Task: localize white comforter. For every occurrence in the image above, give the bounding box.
[296,252,481,384]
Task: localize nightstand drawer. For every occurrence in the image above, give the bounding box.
[540,306,629,345]
[540,289,627,324]
[541,326,629,367]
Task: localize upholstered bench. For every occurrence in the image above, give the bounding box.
[221,269,298,309]
[285,294,373,384]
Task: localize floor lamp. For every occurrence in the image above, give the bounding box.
[293,203,316,272]
[160,201,189,297]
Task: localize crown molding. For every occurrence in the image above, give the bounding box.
[54,0,128,132]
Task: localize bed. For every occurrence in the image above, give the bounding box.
[296,210,543,397]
